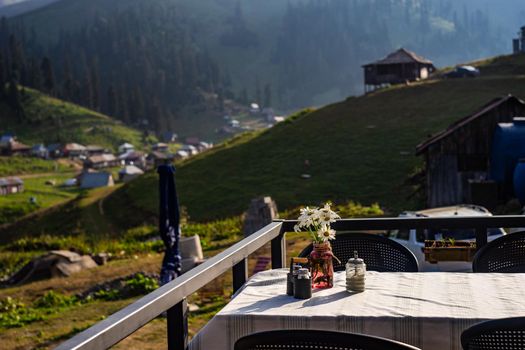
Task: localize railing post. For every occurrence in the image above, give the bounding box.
[475,227,488,251]
[271,230,286,269]
[232,259,248,293]
[167,298,188,350]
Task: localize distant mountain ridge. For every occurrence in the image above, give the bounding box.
[12,0,525,111]
[0,0,60,17]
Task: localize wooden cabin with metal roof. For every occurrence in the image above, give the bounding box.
[415,95,525,209]
[362,48,435,92]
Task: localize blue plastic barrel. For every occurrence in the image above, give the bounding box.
[490,118,525,188]
[514,160,525,205]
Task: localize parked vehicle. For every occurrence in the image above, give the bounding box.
[444,65,480,78]
[388,205,506,272]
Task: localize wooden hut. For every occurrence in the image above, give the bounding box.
[362,48,435,92]
[0,177,24,195]
[416,95,525,209]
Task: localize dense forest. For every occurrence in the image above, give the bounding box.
[1,0,523,135]
[1,3,233,133]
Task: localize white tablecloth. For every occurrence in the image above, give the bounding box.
[189,269,525,350]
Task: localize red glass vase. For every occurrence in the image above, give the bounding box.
[309,242,334,289]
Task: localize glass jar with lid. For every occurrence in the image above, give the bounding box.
[345,251,366,292]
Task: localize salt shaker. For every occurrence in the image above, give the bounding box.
[293,268,312,299]
[346,251,366,292]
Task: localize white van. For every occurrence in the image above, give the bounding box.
[388,205,506,272]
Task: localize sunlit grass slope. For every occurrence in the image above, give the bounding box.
[0,87,144,151]
[110,54,525,221]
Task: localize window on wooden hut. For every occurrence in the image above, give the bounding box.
[457,154,487,171]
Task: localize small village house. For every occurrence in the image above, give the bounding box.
[85,154,119,169]
[118,165,144,182]
[181,144,198,156]
[0,134,14,148]
[162,132,178,143]
[416,95,525,209]
[197,141,212,152]
[118,142,135,154]
[31,144,49,159]
[174,150,189,161]
[362,48,435,92]
[249,103,260,114]
[47,144,63,158]
[80,172,114,189]
[151,142,169,152]
[0,177,24,195]
[2,139,31,156]
[85,145,105,156]
[118,151,146,169]
[262,108,275,122]
[63,143,87,158]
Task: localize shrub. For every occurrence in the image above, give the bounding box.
[34,291,79,308]
[0,297,45,328]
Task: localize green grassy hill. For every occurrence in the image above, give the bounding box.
[106,54,525,221]
[1,87,144,151]
[2,54,524,237]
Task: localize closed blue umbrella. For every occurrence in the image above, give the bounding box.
[157,164,182,285]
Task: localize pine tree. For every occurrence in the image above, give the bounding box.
[107,85,118,117]
[0,51,5,98]
[90,59,100,111]
[40,57,55,94]
[255,77,261,104]
[62,56,74,101]
[7,78,23,120]
[239,88,248,105]
[263,83,272,108]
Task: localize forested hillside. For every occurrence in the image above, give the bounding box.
[2,3,233,135]
[4,0,525,132]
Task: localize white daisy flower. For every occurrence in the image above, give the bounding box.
[317,225,336,242]
[318,203,340,224]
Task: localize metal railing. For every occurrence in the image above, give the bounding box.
[55,215,525,350]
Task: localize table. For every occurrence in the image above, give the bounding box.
[188,269,525,350]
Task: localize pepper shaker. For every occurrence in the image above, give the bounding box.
[345,251,366,292]
[287,264,302,296]
[293,268,312,299]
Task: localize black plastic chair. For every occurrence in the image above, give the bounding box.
[235,330,421,350]
[298,232,419,272]
[472,231,525,273]
[461,317,525,350]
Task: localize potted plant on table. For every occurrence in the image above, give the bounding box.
[294,203,340,289]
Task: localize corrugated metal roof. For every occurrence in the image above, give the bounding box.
[415,95,525,155]
[64,143,86,151]
[9,141,30,151]
[119,151,144,160]
[88,154,117,163]
[363,48,434,66]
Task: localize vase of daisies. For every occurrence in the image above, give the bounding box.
[294,203,340,289]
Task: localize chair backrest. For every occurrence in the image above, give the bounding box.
[472,231,525,273]
[298,232,419,272]
[235,330,421,350]
[461,317,525,350]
